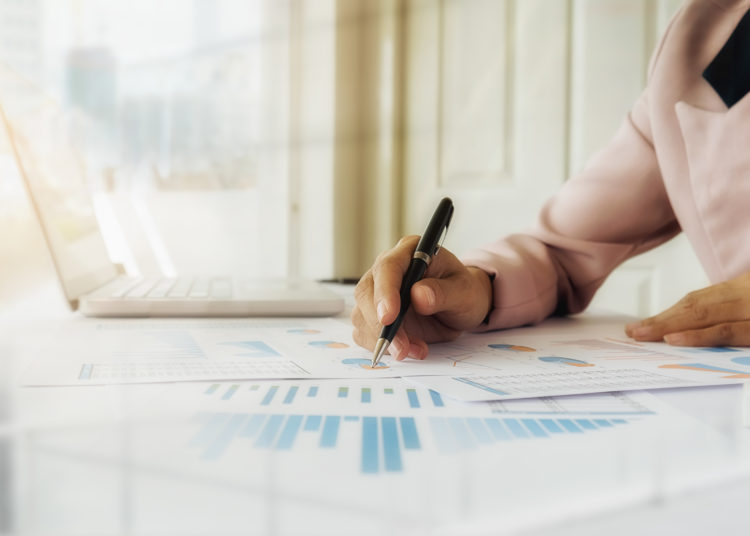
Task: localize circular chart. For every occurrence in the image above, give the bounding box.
[342,358,389,370]
[538,356,593,367]
[309,341,349,349]
[488,343,536,352]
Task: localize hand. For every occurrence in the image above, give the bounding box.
[624,271,750,346]
[351,235,493,360]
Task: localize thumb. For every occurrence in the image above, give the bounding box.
[411,275,470,319]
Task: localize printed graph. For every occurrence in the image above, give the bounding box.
[488,343,535,352]
[308,341,349,349]
[77,359,308,382]
[341,358,389,370]
[201,381,446,409]
[538,356,593,367]
[659,363,750,379]
[219,341,280,358]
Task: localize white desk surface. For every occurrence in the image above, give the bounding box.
[2,281,750,536]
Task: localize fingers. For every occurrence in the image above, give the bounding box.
[625,279,750,342]
[371,236,420,325]
[411,264,492,330]
[663,321,750,347]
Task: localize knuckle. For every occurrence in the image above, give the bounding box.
[681,292,709,322]
[396,235,419,248]
[353,275,372,302]
[716,322,735,343]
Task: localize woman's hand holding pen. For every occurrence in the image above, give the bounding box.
[625,271,750,346]
[351,235,493,361]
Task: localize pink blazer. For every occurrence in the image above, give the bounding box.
[462,0,750,330]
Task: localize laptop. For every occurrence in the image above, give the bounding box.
[0,101,345,318]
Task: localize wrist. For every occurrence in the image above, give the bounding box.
[467,266,494,326]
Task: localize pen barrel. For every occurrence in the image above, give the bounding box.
[381,258,428,342]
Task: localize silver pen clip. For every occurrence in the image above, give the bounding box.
[433,219,451,256]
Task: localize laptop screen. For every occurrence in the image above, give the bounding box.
[1,90,117,306]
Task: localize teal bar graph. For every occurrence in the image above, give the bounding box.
[304,415,322,431]
[261,386,279,406]
[382,417,402,471]
[320,416,341,447]
[222,385,239,400]
[338,387,349,398]
[189,410,630,475]
[283,386,298,404]
[429,390,445,407]
[191,412,422,475]
[361,388,371,403]
[362,417,379,474]
[276,415,303,450]
[407,389,420,408]
[255,414,285,447]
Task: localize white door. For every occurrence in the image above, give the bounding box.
[402,0,707,318]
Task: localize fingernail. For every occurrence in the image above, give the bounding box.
[421,286,436,308]
[377,301,388,323]
[630,326,653,339]
[664,333,686,345]
[625,322,640,334]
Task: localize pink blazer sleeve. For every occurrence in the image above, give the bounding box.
[461,93,681,329]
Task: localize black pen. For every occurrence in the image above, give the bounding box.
[371,197,454,367]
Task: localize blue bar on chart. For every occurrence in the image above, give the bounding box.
[362,417,379,474]
[384,388,394,394]
[521,418,548,438]
[429,390,445,407]
[484,418,511,441]
[255,414,285,447]
[540,419,564,434]
[594,419,613,428]
[205,384,220,395]
[381,417,403,472]
[283,386,299,404]
[79,364,93,380]
[338,387,349,398]
[361,388,371,403]
[558,419,583,433]
[344,416,359,422]
[400,417,421,450]
[261,386,279,406]
[503,418,530,439]
[250,385,260,391]
[466,418,493,444]
[222,385,239,400]
[407,389,420,408]
[304,415,322,431]
[320,416,341,447]
[307,385,318,397]
[239,414,267,438]
[276,415,303,450]
[575,419,597,430]
[448,417,476,449]
[430,417,458,453]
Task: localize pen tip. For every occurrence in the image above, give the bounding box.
[371,338,389,368]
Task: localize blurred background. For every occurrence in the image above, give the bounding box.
[0,0,707,316]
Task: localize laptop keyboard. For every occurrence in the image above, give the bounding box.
[111,277,234,300]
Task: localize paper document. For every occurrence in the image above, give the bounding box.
[32,379,739,534]
[23,316,750,399]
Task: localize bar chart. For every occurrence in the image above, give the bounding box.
[189,409,635,473]
[182,380,648,475]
